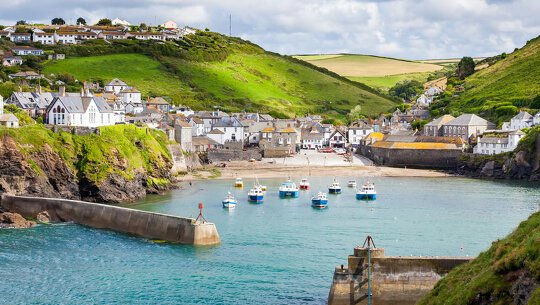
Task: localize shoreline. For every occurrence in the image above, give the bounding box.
[178,162,451,181]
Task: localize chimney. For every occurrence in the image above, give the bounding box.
[37,82,42,94]
[59,85,65,97]
[80,87,85,97]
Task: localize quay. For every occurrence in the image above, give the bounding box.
[0,194,221,246]
[328,237,472,305]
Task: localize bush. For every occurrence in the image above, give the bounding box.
[495,105,518,117]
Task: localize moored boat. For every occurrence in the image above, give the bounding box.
[222,192,237,208]
[299,178,310,190]
[234,177,243,188]
[347,180,357,188]
[356,181,376,200]
[328,179,341,194]
[248,185,264,203]
[279,178,299,198]
[311,192,328,208]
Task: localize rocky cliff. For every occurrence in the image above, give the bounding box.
[456,128,540,180]
[0,124,175,203]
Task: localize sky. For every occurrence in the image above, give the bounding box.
[1,0,539,59]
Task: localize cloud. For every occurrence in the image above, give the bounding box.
[0,0,539,59]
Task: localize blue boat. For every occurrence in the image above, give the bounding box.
[311,192,328,208]
[248,184,264,203]
[279,179,299,198]
[328,179,342,194]
[356,181,376,200]
[222,192,237,209]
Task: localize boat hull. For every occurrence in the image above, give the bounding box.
[311,199,328,208]
[328,188,341,194]
[234,183,243,188]
[222,201,237,208]
[299,185,309,190]
[356,193,376,200]
[279,190,299,198]
[248,195,264,203]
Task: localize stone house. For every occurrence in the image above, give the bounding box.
[174,120,193,152]
[423,115,455,136]
[442,114,495,141]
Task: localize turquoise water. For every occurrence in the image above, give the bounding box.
[1,176,539,304]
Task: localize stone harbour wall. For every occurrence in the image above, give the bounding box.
[359,146,462,169]
[0,194,221,246]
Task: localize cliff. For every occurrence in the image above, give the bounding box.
[417,211,540,305]
[0,124,174,203]
[456,127,540,180]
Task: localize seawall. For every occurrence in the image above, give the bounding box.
[0,194,220,246]
[359,145,462,169]
[328,246,472,305]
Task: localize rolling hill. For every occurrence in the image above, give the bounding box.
[294,54,444,90]
[42,32,396,120]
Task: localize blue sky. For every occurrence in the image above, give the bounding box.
[1,0,539,59]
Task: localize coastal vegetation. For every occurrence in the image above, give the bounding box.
[418,211,540,305]
[35,31,396,120]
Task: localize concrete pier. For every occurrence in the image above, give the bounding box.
[1,194,220,246]
[328,246,472,305]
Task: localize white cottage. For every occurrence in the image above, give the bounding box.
[474,130,526,155]
[46,93,115,127]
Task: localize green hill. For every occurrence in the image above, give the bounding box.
[432,36,540,124]
[42,32,396,120]
[418,211,540,305]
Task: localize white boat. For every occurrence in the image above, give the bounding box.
[279,178,299,198]
[356,181,376,200]
[311,192,328,208]
[248,184,264,203]
[234,177,243,188]
[222,192,237,208]
[328,179,341,194]
[299,178,310,190]
[347,180,357,188]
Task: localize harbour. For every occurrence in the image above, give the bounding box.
[1,176,539,304]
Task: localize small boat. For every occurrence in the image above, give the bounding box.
[299,178,310,190]
[311,192,328,208]
[260,185,267,191]
[234,177,243,188]
[356,181,377,200]
[222,192,237,208]
[328,179,341,194]
[347,180,357,188]
[279,178,299,198]
[255,177,267,192]
[248,184,264,203]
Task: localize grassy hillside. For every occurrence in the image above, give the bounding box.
[42,33,396,120]
[418,211,540,305]
[432,36,540,124]
[294,54,443,90]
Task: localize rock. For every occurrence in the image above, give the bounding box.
[0,212,36,229]
[36,211,51,223]
[480,161,495,177]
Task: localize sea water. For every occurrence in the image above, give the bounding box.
[1,176,538,304]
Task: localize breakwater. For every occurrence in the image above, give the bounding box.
[0,194,220,245]
[328,244,472,305]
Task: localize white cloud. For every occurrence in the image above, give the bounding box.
[0,0,539,59]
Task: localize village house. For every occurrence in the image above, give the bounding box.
[8,71,43,80]
[171,105,194,117]
[259,126,298,157]
[502,111,533,131]
[146,97,171,113]
[328,129,348,148]
[474,130,526,155]
[48,53,65,60]
[161,20,178,29]
[2,54,23,66]
[423,115,455,136]
[128,32,165,41]
[125,107,163,128]
[0,95,19,128]
[11,46,44,56]
[189,117,205,136]
[442,114,495,141]
[7,85,57,118]
[46,90,115,127]
[9,33,32,43]
[192,136,220,153]
[348,120,374,148]
[534,112,540,126]
[174,120,193,152]
[32,31,55,44]
[98,31,130,40]
[210,117,244,144]
[54,31,78,44]
[104,78,128,94]
[301,123,325,149]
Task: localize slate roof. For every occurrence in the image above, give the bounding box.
[106,78,127,87]
[512,111,533,121]
[445,114,493,126]
[52,96,113,113]
[425,115,455,127]
[208,129,224,134]
[0,113,18,122]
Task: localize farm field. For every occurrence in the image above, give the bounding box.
[348,72,432,91]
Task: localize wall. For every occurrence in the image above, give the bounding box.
[208,148,262,162]
[359,145,462,169]
[1,195,220,246]
[328,247,472,305]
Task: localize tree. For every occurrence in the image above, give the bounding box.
[388,80,423,101]
[139,23,147,31]
[347,105,364,123]
[95,18,112,26]
[16,20,27,25]
[51,18,65,25]
[76,17,87,25]
[457,56,475,80]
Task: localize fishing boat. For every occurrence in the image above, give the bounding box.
[222,192,237,208]
[299,178,310,190]
[356,181,377,200]
[279,178,299,198]
[234,177,243,188]
[347,180,357,188]
[328,179,342,194]
[248,184,264,203]
[311,192,328,208]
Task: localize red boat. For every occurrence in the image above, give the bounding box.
[299,178,310,190]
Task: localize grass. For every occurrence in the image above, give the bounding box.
[418,211,540,305]
[2,124,172,184]
[44,52,396,120]
[348,72,432,91]
[295,54,443,77]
